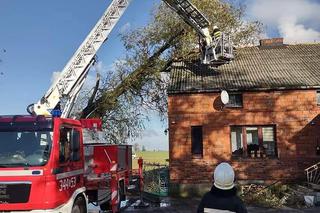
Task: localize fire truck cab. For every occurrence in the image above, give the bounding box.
[0,115,132,212]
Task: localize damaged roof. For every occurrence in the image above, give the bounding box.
[168,43,320,94]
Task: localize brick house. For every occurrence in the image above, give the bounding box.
[167,39,320,195]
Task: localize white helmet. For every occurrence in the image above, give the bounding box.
[213,162,235,190]
[213,25,219,30]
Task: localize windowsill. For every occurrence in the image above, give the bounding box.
[231,156,279,161]
[225,106,243,108]
[192,154,203,159]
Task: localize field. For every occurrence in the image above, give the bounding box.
[132,151,169,169]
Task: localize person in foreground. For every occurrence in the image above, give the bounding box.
[197,162,247,213]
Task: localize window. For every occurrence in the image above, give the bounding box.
[317,91,320,105]
[191,126,203,157]
[0,131,52,167]
[59,127,80,163]
[227,93,243,107]
[231,127,243,156]
[230,126,277,158]
[262,127,276,156]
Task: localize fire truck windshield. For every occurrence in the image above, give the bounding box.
[0,130,53,167]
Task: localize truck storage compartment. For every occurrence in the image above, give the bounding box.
[84,144,132,188]
[90,145,132,173]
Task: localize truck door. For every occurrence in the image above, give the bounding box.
[56,125,84,201]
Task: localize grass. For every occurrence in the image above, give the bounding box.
[132,151,169,169]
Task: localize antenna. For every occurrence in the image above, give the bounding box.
[220,90,229,105]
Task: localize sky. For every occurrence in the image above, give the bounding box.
[0,0,319,151]
[246,0,320,43]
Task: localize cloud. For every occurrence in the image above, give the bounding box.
[82,73,97,91]
[51,71,61,84]
[81,59,127,92]
[278,16,320,43]
[93,60,126,74]
[119,22,131,34]
[247,0,320,43]
[94,61,104,74]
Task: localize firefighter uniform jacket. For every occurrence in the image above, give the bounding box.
[197,186,247,213]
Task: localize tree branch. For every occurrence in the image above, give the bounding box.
[87,72,100,107]
[81,29,184,118]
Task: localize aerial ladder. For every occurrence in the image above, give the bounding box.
[29,0,234,118]
[28,0,131,118]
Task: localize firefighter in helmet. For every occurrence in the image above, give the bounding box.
[212,25,221,41]
[197,162,247,213]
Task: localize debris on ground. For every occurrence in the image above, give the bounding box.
[240,183,320,209]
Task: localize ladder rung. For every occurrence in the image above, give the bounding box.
[118,4,128,8]
[102,27,111,31]
[109,16,120,19]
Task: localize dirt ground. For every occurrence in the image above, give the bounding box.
[89,197,320,212]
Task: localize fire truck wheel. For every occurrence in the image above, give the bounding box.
[72,196,86,213]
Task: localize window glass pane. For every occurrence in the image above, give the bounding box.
[231,127,243,155]
[0,131,52,167]
[246,127,259,156]
[262,127,275,156]
[317,91,320,105]
[229,95,235,104]
[246,127,259,145]
[263,127,274,141]
[70,130,80,161]
[228,94,243,107]
[191,126,203,156]
[59,127,71,163]
[235,94,243,106]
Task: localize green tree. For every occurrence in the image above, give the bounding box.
[133,143,140,152]
[81,0,262,143]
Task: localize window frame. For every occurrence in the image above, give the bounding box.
[226,93,243,108]
[59,126,81,163]
[191,126,203,158]
[317,90,320,106]
[230,125,278,158]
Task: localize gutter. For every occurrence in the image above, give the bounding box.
[167,85,320,95]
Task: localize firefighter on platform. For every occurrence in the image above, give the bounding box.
[212,25,221,41]
[200,37,207,61]
[212,25,229,59]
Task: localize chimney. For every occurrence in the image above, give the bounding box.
[259,38,284,47]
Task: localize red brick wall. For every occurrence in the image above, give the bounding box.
[168,90,320,184]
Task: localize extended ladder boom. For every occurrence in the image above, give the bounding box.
[163,0,211,40]
[32,0,131,117]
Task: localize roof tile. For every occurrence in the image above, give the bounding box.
[168,44,320,93]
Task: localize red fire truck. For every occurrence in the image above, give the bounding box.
[0,115,137,212]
